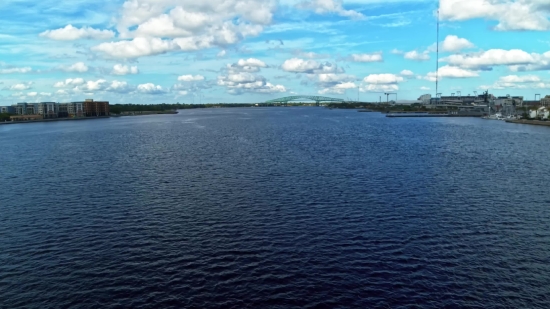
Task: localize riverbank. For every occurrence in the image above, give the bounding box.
[0,110,181,125]
[0,116,111,125]
[505,119,550,127]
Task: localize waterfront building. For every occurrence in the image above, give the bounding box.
[15,103,34,115]
[524,100,540,107]
[82,99,109,117]
[494,96,523,107]
[418,94,431,104]
[43,102,57,119]
[0,106,16,114]
[540,95,550,107]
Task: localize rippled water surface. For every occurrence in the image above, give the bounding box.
[1,108,550,308]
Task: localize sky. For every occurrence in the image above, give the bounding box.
[1,0,550,104]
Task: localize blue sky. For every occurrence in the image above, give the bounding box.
[1,0,549,104]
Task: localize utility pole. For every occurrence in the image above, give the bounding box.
[435,7,440,101]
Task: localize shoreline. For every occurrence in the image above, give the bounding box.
[0,116,111,125]
[505,119,550,127]
[0,112,180,126]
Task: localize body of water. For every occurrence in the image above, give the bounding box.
[1,108,549,308]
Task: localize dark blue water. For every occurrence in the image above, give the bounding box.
[1,108,550,308]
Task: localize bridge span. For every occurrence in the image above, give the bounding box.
[265,95,345,106]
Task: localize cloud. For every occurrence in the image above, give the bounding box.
[420,86,430,91]
[348,53,383,63]
[481,74,548,90]
[282,58,343,74]
[319,82,356,95]
[404,50,430,61]
[112,64,139,75]
[54,78,85,88]
[40,92,52,96]
[92,37,177,58]
[178,75,205,82]
[137,83,166,94]
[317,73,356,85]
[400,70,414,77]
[291,50,330,59]
[297,0,365,19]
[6,82,33,91]
[391,49,404,55]
[440,0,550,31]
[442,49,537,70]
[93,0,275,58]
[217,50,227,57]
[425,65,479,81]
[225,58,268,73]
[40,25,115,41]
[363,74,404,84]
[360,73,404,93]
[217,71,286,94]
[0,67,32,74]
[78,79,108,92]
[360,84,399,93]
[499,75,542,83]
[60,62,89,73]
[107,80,134,93]
[441,35,474,52]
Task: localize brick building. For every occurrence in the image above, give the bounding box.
[82,99,110,117]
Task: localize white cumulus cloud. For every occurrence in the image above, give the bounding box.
[443,49,537,70]
[54,78,85,88]
[499,75,541,83]
[360,84,399,93]
[0,67,32,74]
[298,0,365,19]
[7,82,32,91]
[425,65,479,81]
[40,25,115,41]
[440,0,550,31]
[92,37,177,59]
[112,64,139,75]
[441,35,475,52]
[60,62,89,73]
[137,83,166,94]
[363,74,404,84]
[349,53,383,63]
[217,71,286,94]
[107,80,134,93]
[404,50,430,61]
[319,82,357,95]
[178,75,205,82]
[282,58,342,74]
[226,58,268,73]
[92,0,275,58]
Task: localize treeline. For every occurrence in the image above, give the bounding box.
[326,102,428,111]
[0,113,13,121]
[109,103,255,114]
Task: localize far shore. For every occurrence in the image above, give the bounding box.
[0,116,111,125]
[505,119,550,127]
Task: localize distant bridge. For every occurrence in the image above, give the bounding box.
[265,95,345,106]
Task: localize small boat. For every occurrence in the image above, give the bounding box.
[482,113,504,120]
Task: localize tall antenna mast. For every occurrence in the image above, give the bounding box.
[435,7,440,100]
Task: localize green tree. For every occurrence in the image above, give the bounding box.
[0,113,13,121]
